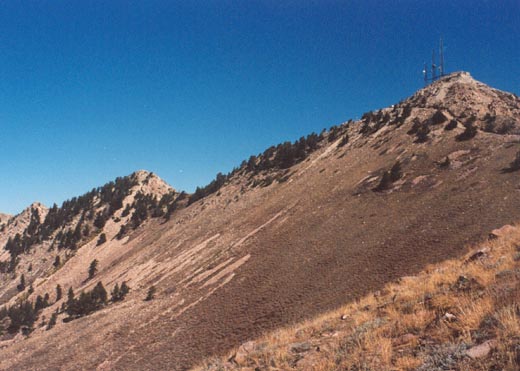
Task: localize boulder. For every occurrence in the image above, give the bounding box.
[289,342,312,353]
[232,340,256,365]
[466,340,496,359]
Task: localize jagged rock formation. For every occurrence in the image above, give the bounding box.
[0,72,519,371]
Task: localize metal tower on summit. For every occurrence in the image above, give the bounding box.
[423,38,446,85]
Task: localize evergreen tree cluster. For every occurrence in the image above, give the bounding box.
[0,290,52,334]
[110,281,130,302]
[65,282,107,318]
[115,190,188,239]
[359,109,391,135]
[243,132,322,175]
[0,301,37,334]
[1,174,139,269]
[65,281,129,319]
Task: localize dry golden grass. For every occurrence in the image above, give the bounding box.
[193,224,520,371]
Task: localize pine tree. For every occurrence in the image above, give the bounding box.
[145,286,156,301]
[97,233,107,246]
[88,259,98,280]
[35,295,45,311]
[111,283,120,302]
[17,274,26,291]
[53,255,61,268]
[56,284,62,301]
[92,282,107,304]
[120,281,130,298]
[66,287,75,308]
[46,311,57,330]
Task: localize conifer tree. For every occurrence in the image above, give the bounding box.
[56,284,62,301]
[17,274,26,291]
[46,311,57,330]
[88,259,98,280]
[67,287,75,308]
[92,282,107,304]
[145,286,156,301]
[120,281,130,298]
[111,283,120,302]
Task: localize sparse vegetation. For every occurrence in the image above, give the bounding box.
[56,284,62,301]
[438,156,451,169]
[46,310,58,330]
[444,119,458,130]
[66,282,107,319]
[88,259,98,280]
[195,225,520,371]
[501,151,520,173]
[338,134,349,147]
[111,281,130,302]
[17,274,26,291]
[145,286,156,301]
[456,120,478,141]
[97,233,107,246]
[374,161,402,192]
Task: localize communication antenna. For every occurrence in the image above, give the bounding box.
[431,49,437,81]
[422,38,446,85]
[439,37,445,77]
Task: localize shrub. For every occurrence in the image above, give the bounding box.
[145,286,156,301]
[97,233,107,246]
[455,123,477,141]
[415,125,430,143]
[444,120,458,131]
[501,151,520,173]
[338,134,349,147]
[429,110,447,125]
[374,161,402,192]
[438,156,450,169]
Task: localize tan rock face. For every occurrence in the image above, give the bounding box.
[466,340,497,359]
[1,73,520,371]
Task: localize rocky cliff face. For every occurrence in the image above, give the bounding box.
[0,72,519,371]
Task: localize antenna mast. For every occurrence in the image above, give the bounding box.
[431,49,437,81]
[439,37,445,77]
[422,38,446,85]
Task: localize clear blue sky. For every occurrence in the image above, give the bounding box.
[1,1,518,215]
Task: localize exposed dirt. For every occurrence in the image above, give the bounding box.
[1,72,520,371]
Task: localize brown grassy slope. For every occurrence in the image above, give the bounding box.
[0,72,520,371]
[193,224,520,371]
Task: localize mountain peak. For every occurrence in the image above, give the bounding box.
[398,71,520,135]
[130,169,175,196]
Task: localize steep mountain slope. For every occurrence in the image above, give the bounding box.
[194,223,520,371]
[0,72,519,371]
